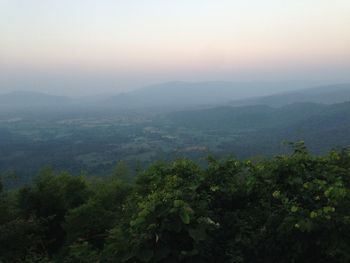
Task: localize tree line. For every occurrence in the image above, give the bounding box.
[1,142,350,262]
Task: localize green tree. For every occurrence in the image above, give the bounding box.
[17,168,90,255]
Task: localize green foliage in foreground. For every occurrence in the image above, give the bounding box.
[1,143,350,262]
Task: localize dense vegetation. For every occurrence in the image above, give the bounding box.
[1,142,350,262]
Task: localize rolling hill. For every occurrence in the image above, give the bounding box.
[231,83,350,107]
[167,101,350,155]
[101,81,314,109]
[0,91,71,105]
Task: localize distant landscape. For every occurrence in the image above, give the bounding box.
[2,1,350,261]
[2,82,350,262]
[1,82,349,186]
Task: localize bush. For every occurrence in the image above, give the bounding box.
[1,144,350,262]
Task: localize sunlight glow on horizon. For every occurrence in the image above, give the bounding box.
[0,0,350,93]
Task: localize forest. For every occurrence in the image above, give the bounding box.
[1,142,350,262]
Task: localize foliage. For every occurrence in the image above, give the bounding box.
[1,144,350,262]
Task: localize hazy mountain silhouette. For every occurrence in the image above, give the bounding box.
[102,81,314,109]
[0,91,71,106]
[231,83,350,107]
[2,82,349,112]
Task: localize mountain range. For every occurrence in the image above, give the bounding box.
[231,83,350,107]
[2,82,349,111]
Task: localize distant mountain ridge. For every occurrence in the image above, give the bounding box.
[231,83,350,107]
[167,101,350,155]
[101,81,315,109]
[2,82,350,112]
[0,90,71,106]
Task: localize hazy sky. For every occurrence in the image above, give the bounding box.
[1,0,350,95]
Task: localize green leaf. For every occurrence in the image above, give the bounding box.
[180,208,190,224]
[291,206,298,213]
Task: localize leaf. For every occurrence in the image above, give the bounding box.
[180,208,190,224]
[310,211,318,219]
[272,190,281,199]
[174,200,184,208]
[291,206,298,213]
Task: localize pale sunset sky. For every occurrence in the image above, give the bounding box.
[0,0,349,95]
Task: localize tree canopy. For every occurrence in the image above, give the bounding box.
[1,143,350,262]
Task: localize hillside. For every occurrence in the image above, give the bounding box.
[167,102,350,155]
[231,83,350,107]
[0,91,71,106]
[167,102,343,131]
[101,81,313,109]
[2,82,347,113]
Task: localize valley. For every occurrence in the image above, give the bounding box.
[1,84,350,186]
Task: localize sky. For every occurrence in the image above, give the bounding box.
[0,0,350,96]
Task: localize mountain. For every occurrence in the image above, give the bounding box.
[168,103,327,130]
[0,91,97,119]
[231,83,350,107]
[1,82,344,112]
[0,91,71,107]
[3,82,349,117]
[102,81,314,109]
[167,101,350,155]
